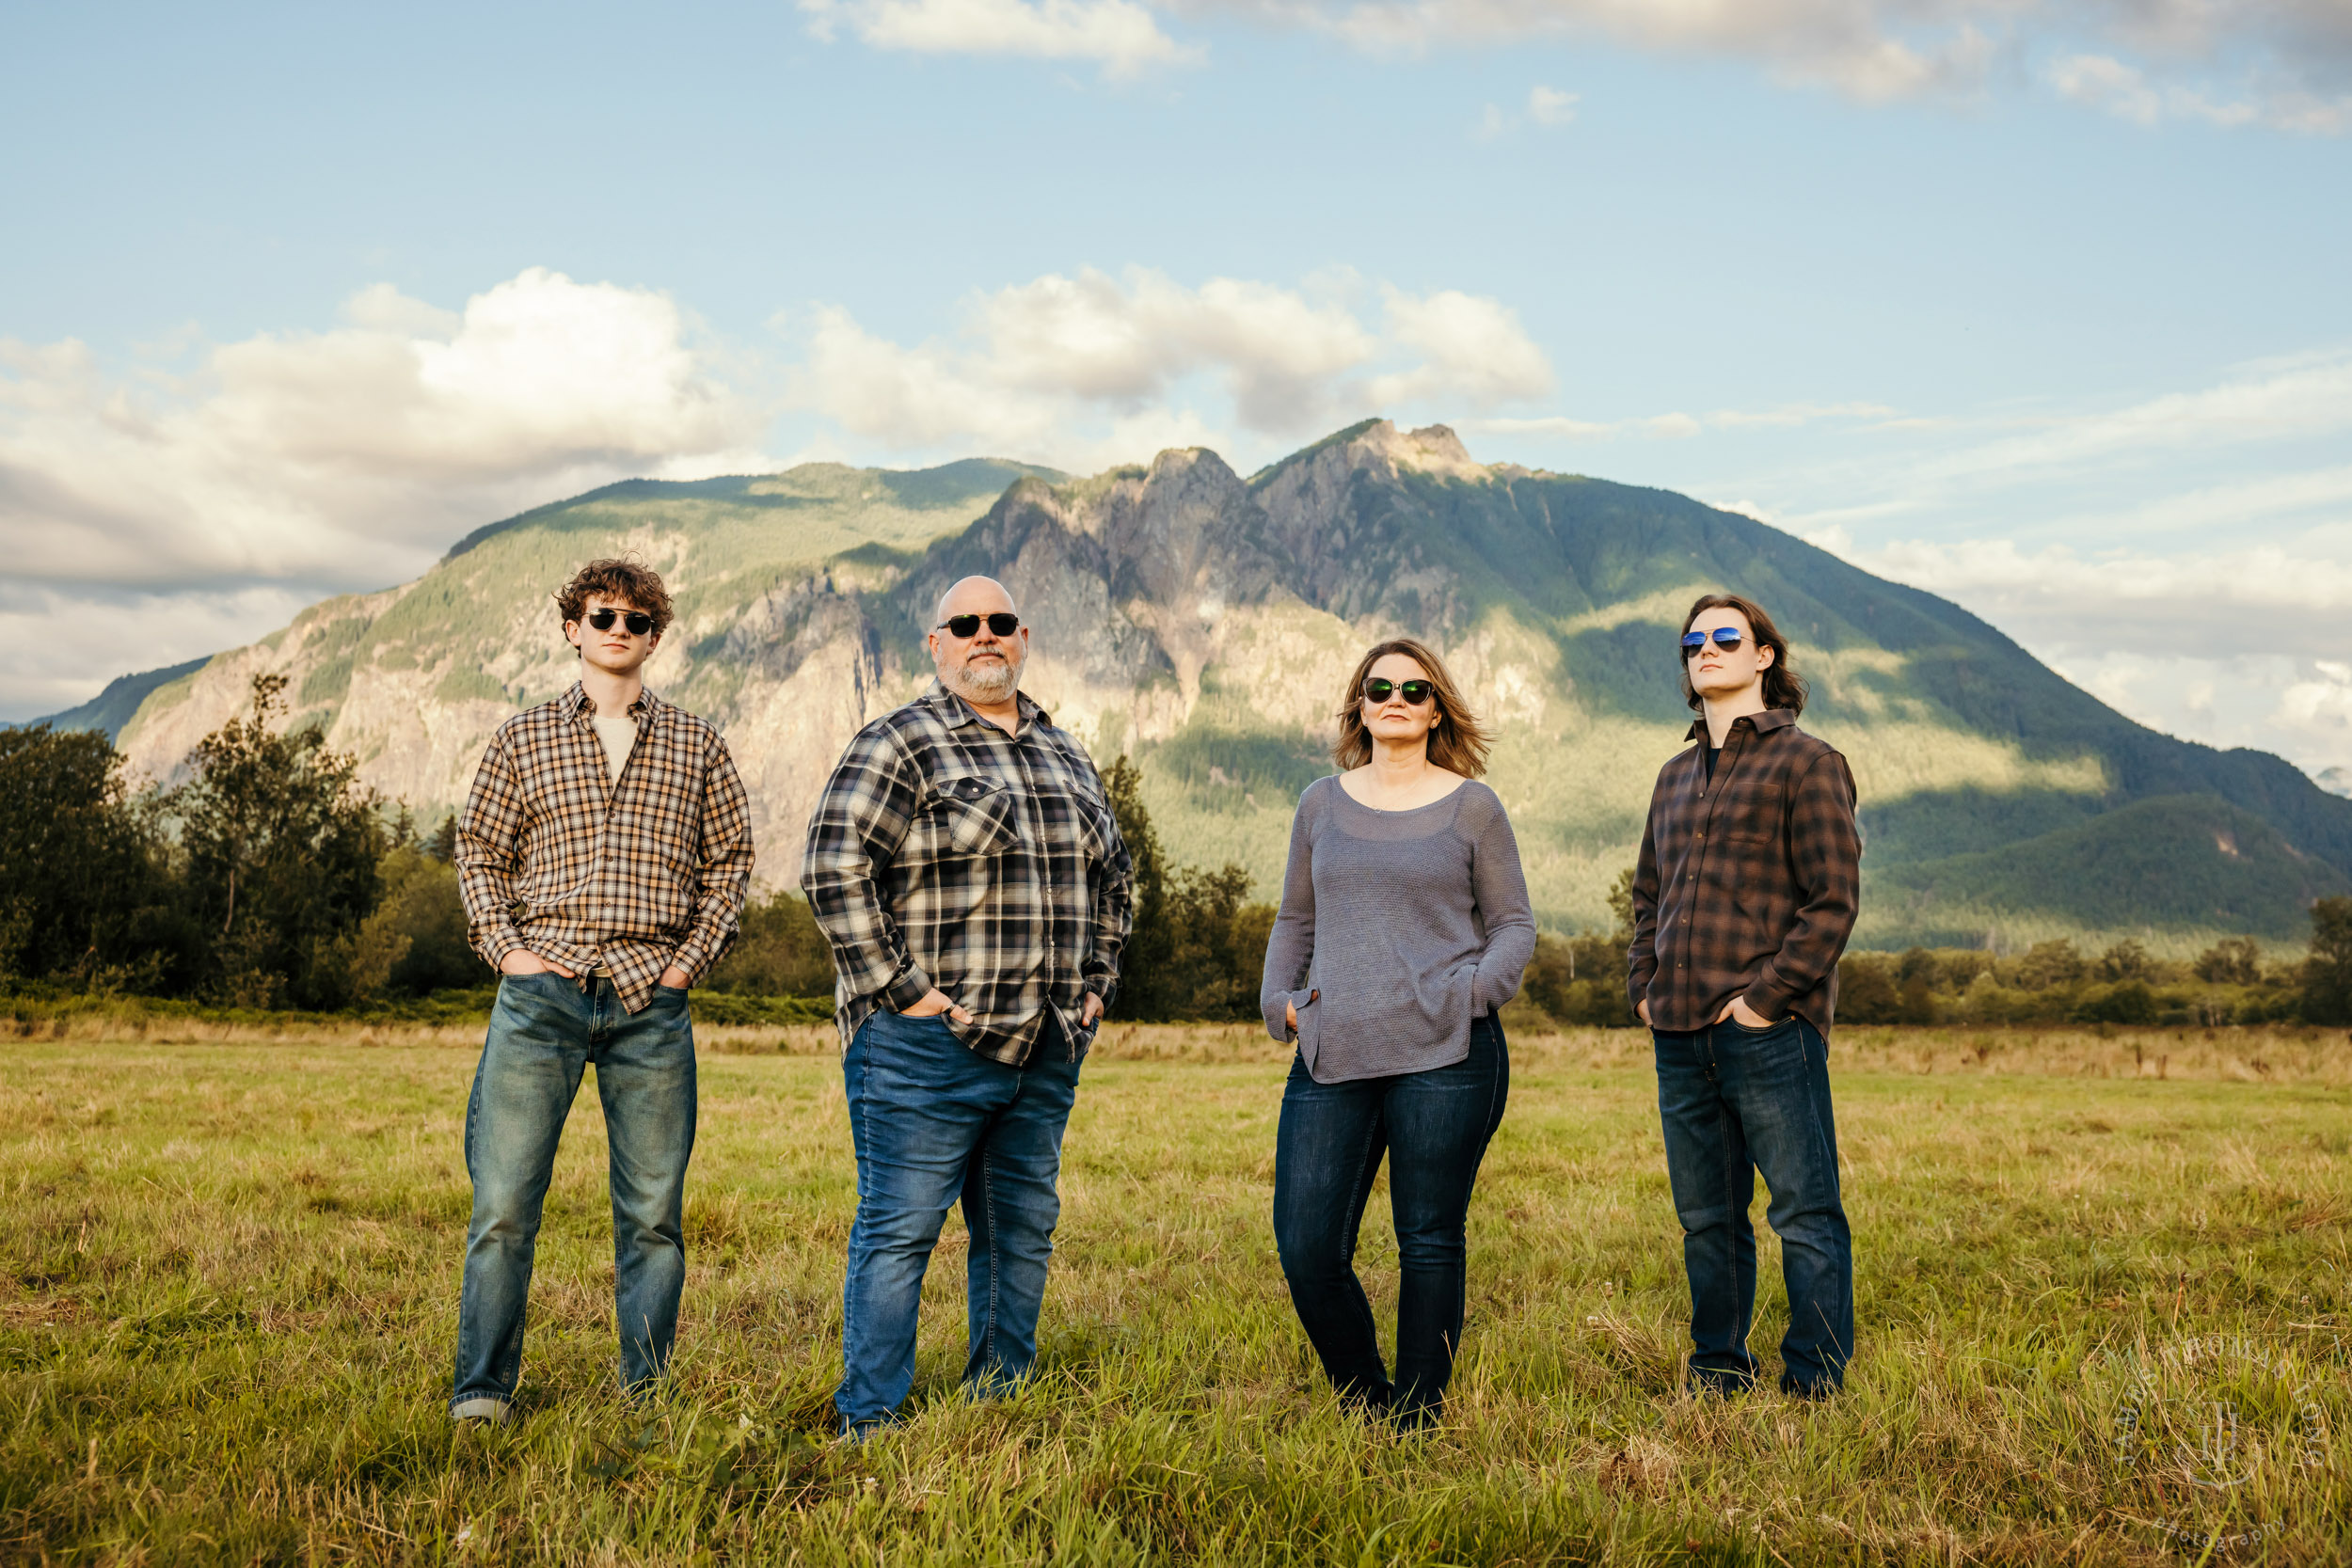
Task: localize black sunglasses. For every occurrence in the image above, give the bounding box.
[1681,627,1746,657]
[938,612,1022,639]
[587,608,655,636]
[1364,678,1435,706]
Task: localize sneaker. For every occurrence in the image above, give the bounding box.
[451,1397,514,1425]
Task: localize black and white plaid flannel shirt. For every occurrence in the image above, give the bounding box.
[801,679,1134,1064]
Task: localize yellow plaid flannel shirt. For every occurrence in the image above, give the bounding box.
[455,682,755,1014]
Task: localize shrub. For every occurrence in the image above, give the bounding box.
[2014,940,2087,991]
[2193,937,2263,987]
[705,891,835,998]
[2300,896,2352,1025]
[2078,980,2158,1026]
[1837,954,1901,1024]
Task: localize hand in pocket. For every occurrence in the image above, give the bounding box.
[904,988,973,1024]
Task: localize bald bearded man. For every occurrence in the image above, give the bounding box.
[802,575,1135,1437]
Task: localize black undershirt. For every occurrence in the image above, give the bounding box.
[1705,745,1722,783]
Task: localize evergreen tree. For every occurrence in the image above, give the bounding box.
[0,725,168,986]
[167,673,389,1007]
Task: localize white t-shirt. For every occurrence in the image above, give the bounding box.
[592,710,637,784]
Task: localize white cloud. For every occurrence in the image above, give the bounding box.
[0,580,319,727]
[1473,82,1579,137]
[1833,536,2352,652]
[1528,83,1579,122]
[789,266,1551,467]
[0,268,766,595]
[800,0,1200,71]
[1206,0,1998,100]
[1368,288,1553,407]
[1184,0,2352,129]
[1470,400,1890,442]
[2049,48,2352,129]
[1789,531,2352,771]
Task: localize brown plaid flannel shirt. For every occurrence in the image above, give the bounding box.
[1627,709,1861,1034]
[455,682,755,1015]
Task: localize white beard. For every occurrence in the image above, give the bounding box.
[948,647,1023,704]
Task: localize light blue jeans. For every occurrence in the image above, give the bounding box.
[452,971,697,1412]
[835,1007,1084,1434]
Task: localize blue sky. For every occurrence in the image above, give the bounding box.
[5,0,2350,770]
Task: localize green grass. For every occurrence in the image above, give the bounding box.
[4,1025,2350,1564]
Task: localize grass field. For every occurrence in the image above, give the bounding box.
[3,1022,2349,1565]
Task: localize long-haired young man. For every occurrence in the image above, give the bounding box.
[1628,592,1861,1400]
[448,558,755,1423]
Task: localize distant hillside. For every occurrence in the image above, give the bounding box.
[57,420,2352,952]
[29,657,207,742]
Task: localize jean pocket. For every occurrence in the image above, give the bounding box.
[1728,1012,1793,1035]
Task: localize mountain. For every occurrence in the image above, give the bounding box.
[60,420,2352,951]
[24,657,207,742]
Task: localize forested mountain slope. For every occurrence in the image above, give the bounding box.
[61,420,2350,948]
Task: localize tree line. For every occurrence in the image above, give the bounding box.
[8,676,2352,1026]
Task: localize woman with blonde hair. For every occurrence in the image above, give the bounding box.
[1259,637,1536,1429]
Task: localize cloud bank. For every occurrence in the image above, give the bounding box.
[789,266,1553,470]
[802,0,2352,130]
[0,268,763,595]
[800,0,1200,72]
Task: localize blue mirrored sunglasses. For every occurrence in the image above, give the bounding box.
[1680,627,1747,657]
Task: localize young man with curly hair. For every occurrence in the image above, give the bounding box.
[448,558,755,1424]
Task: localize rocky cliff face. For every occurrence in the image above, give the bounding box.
[98,420,2352,945]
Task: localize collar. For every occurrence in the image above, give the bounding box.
[1684,707,1795,744]
[923,676,1050,733]
[560,680,660,723]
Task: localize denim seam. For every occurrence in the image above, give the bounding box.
[842,1032,870,1411]
[1340,1106,1384,1272]
[1710,1057,1749,1370]
[976,1140,1001,1375]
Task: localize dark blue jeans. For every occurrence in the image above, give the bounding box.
[836,1007,1085,1434]
[1272,1015,1508,1424]
[1652,1015,1852,1397]
[453,972,697,1411]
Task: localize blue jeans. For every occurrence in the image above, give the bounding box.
[836,1007,1084,1433]
[1652,1016,1852,1397]
[452,972,697,1411]
[1272,1015,1509,1424]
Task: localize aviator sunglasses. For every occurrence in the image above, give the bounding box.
[937,611,1023,639]
[586,608,655,636]
[1681,626,1747,657]
[1363,677,1435,705]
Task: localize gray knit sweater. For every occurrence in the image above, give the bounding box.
[1259,776,1537,1084]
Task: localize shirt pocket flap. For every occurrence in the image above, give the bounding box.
[935,776,1020,855]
